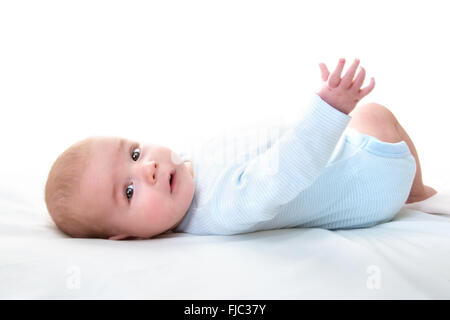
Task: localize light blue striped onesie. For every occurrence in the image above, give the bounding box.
[173,94,417,235]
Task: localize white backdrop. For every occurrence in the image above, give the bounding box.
[1,0,449,214]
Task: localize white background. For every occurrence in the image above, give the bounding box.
[1,0,449,212]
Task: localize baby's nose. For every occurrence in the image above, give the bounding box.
[143,160,158,184]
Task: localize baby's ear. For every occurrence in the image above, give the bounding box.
[109,234,130,240]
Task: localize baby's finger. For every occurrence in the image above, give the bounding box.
[351,66,366,91]
[319,63,330,82]
[328,58,345,88]
[358,77,375,99]
[340,58,360,89]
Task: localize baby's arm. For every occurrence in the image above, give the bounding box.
[219,58,375,223]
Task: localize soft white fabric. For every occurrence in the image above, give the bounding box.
[403,191,450,215]
[1,195,450,299]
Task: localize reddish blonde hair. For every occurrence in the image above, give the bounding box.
[45,137,109,238]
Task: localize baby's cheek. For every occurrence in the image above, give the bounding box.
[142,195,169,220]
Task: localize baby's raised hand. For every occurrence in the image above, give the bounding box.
[317,58,375,114]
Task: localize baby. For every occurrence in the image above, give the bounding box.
[45,58,441,240]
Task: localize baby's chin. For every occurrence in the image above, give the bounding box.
[168,149,193,179]
[170,150,185,166]
[184,160,194,179]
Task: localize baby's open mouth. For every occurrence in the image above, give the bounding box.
[169,169,176,193]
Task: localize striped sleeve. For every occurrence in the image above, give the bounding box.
[219,94,352,222]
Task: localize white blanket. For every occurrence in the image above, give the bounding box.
[1,196,450,299]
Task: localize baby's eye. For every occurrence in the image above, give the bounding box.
[131,148,140,161]
[125,184,134,200]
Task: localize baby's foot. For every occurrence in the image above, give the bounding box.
[403,189,450,215]
[405,185,438,204]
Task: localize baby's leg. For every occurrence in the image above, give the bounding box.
[392,114,450,214]
[348,103,437,204]
[393,119,437,203]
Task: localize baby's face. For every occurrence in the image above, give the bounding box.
[78,137,195,239]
